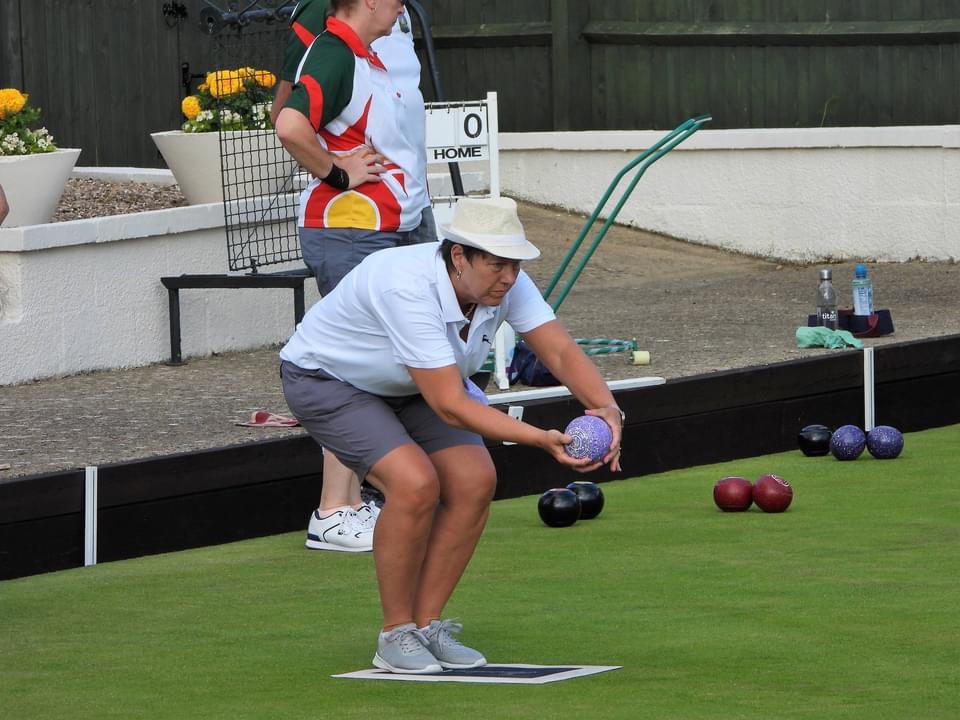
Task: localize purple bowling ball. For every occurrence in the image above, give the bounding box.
[830,424,866,461]
[563,415,613,462]
[866,425,904,459]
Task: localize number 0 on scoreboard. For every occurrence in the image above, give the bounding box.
[425,93,495,163]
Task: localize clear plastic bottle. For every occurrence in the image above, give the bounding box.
[852,263,874,316]
[816,268,838,329]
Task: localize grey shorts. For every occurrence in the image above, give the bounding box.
[409,205,437,245]
[300,206,438,295]
[280,360,484,480]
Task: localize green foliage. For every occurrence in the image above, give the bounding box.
[180,68,277,133]
[0,88,58,155]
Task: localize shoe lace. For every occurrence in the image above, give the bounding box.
[433,619,466,650]
[354,506,377,530]
[397,628,431,656]
[340,509,371,536]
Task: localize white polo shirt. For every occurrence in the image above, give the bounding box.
[280,243,556,396]
[374,9,426,172]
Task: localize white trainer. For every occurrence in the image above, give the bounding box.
[305,507,373,552]
[372,624,442,674]
[421,619,487,669]
[358,500,381,522]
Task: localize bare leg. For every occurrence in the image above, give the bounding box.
[365,443,440,629]
[319,451,363,511]
[412,445,497,627]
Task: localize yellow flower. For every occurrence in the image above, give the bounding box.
[197,82,208,92]
[206,71,242,98]
[254,70,277,89]
[0,88,27,119]
[181,95,201,120]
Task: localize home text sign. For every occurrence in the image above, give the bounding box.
[425,100,490,163]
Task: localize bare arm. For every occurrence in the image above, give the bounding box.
[407,364,599,472]
[521,320,624,470]
[274,107,384,189]
[270,80,294,126]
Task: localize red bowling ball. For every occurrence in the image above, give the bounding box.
[713,476,754,512]
[753,474,793,513]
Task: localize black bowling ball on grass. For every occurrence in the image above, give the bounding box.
[798,424,832,457]
[537,488,581,527]
[565,481,605,519]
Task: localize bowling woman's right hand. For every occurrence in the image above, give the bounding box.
[541,429,601,473]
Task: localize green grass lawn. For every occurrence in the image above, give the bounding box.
[2,424,958,719]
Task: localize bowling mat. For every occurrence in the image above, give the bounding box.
[332,663,621,684]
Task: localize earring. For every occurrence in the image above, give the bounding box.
[456,268,463,280]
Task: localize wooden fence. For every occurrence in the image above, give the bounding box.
[1,0,958,167]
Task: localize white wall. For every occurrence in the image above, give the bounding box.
[2,125,957,385]
[0,202,318,386]
[499,126,959,262]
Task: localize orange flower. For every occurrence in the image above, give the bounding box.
[254,70,277,89]
[0,88,27,119]
[181,95,201,120]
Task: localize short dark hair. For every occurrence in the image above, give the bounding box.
[439,240,487,272]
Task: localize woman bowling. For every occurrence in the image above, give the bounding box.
[279,197,624,673]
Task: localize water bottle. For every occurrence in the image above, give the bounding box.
[852,263,874,316]
[816,268,838,329]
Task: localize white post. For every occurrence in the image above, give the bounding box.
[863,347,875,432]
[493,321,515,390]
[502,405,525,445]
[486,91,500,199]
[84,466,98,567]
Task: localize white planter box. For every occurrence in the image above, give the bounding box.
[151,130,299,205]
[0,201,317,385]
[0,148,82,227]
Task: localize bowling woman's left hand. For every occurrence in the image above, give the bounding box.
[585,405,624,472]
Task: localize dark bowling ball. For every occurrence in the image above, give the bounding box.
[866,425,904,459]
[538,488,581,527]
[798,424,833,457]
[713,476,754,512]
[753,474,793,513]
[566,481,605,520]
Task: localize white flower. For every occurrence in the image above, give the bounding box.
[0,132,28,155]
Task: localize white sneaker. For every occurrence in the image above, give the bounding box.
[420,619,487,669]
[358,500,381,522]
[305,508,373,552]
[372,624,442,674]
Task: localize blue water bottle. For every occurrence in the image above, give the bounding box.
[852,264,873,316]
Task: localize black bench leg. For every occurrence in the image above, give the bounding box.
[166,288,185,366]
[294,284,305,325]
